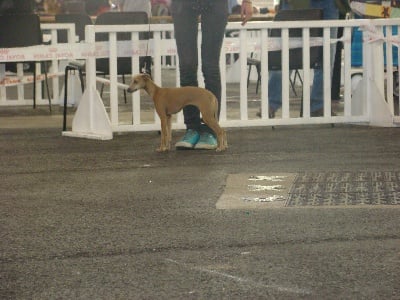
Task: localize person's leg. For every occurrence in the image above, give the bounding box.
[331,15,345,100]
[194,0,228,149]
[268,70,283,113]
[310,0,339,114]
[267,1,290,115]
[200,0,228,119]
[171,0,201,149]
[171,0,202,130]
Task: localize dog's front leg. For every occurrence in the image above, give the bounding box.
[157,114,169,152]
[166,114,172,150]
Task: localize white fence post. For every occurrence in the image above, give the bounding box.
[63,25,113,139]
[364,23,394,127]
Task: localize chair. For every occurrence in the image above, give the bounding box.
[56,14,93,128]
[95,11,151,103]
[63,1,86,14]
[247,8,323,95]
[0,13,51,110]
[247,54,262,93]
[55,13,93,105]
[55,13,93,43]
[247,56,303,95]
[56,13,93,99]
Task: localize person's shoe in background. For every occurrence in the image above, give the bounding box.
[194,132,217,150]
[175,129,200,149]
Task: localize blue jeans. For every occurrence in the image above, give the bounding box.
[269,0,339,113]
[171,0,228,130]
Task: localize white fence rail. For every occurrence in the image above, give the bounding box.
[1,18,399,139]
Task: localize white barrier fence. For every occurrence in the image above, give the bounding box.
[1,18,399,139]
[0,23,76,106]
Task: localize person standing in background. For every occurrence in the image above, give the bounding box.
[151,0,171,16]
[331,0,351,101]
[268,0,339,117]
[228,0,240,13]
[117,0,151,16]
[0,0,34,14]
[171,0,253,150]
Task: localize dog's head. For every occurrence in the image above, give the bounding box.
[127,73,151,93]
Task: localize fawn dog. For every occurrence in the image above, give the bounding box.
[127,74,227,152]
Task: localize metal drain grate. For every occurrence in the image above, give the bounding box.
[286,172,400,206]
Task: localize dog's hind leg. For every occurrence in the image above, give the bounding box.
[201,114,227,152]
[166,114,172,150]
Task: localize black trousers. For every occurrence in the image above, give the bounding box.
[171,0,228,130]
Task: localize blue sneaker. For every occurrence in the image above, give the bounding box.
[194,132,217,150]
[175,129,200,149]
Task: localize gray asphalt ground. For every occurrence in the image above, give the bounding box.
[1,81,400,299]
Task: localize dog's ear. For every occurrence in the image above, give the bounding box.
[142,73,152,81]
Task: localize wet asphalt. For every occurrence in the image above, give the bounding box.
[1,120,400,299]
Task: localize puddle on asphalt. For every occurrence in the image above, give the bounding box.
[241,195,286,202]
[247,184,285,192]
[248,175,287,182]
[216,173,296,209]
